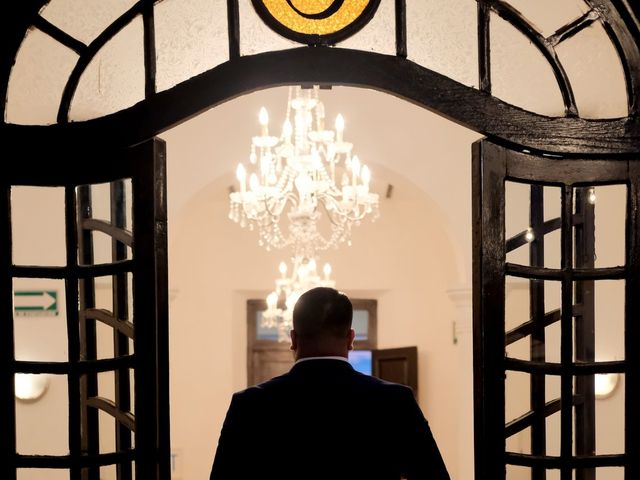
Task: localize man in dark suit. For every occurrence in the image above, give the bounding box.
[210,287,450,480]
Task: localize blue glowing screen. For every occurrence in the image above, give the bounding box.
[348,350,372,375]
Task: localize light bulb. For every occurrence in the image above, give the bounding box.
[267,291,278,310]
[525,227,535,243]
[308,259,317,272]
[249,173,260,192]
[335,114,344,142]
[297,265,307,279]
[259,107,269,126]
[361,165,371,186]
[286,292,301,311]
[588,187,597,205]
[236,163,246,182]
[323,263,332,279]
[282,119,293,139]
[236,164,246,193]
[279,261,287,276]
[352,155,361,177]
[259,107,269,136]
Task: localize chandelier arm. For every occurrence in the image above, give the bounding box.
[316,193,371,226]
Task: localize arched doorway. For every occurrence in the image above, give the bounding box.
[1,2,639,479]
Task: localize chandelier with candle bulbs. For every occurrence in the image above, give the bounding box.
[228,86,379,259]
[263,256,336,342]
[229,86,379,339]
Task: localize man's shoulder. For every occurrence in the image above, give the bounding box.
[234,371,293,397]
[233,369,414,402]
[354,372,415,396]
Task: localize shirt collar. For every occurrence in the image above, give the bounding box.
[295,355,349,365]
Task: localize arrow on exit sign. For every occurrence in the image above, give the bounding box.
[14,291,58,316]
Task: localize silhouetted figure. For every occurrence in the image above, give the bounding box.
[210,287,450,480]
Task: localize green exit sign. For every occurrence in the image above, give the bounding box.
[14,290,58,316]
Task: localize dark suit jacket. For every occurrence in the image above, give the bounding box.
[210,358,450,480]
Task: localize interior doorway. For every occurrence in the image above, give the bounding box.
[163,84,475,480]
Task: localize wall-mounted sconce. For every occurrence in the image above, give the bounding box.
[595,373,619,399]
[15,373,50,402]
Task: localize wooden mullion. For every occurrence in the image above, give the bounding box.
[33,15,87,54]
[473,140,506,480]
[111,180,132,480]
[227,0,240,59]
[65,186,82,480]
[546,10,599,47]
[506,217,561,253]
[626,161,640,480]
[111,180,132,478]
[394,0,407,58]
[0,185,16,480]
[505,358,625,376]
[132,139,170,480]
[478,1,491,92]
[77,185,100,480]
[11,261,134,279]
[574,188,596,480]
[505,309,560,346]
[142,0,157,98]
[505,264,625,281]
[560,185,574,480]
[505,452,625,469]
[529,185,546,480]
[153,141,171,480]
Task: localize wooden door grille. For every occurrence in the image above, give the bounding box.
[0,139,170,480]
[473,139,639,480]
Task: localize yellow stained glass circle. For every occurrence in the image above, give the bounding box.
[252,0,381,44]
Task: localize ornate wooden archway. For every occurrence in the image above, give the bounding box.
[1,2,639,479]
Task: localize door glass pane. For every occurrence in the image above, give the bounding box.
[255,310,279,341]
[11,187,66,267]
[16,374,69,455]
[353,309,369,340]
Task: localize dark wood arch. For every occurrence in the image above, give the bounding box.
[1,0,639,175]
[4,46,640,172]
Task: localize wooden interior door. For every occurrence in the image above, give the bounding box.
[372,346,418,395]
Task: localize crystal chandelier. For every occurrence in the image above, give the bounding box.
[228,86,379,258]
[263,255,335,342]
